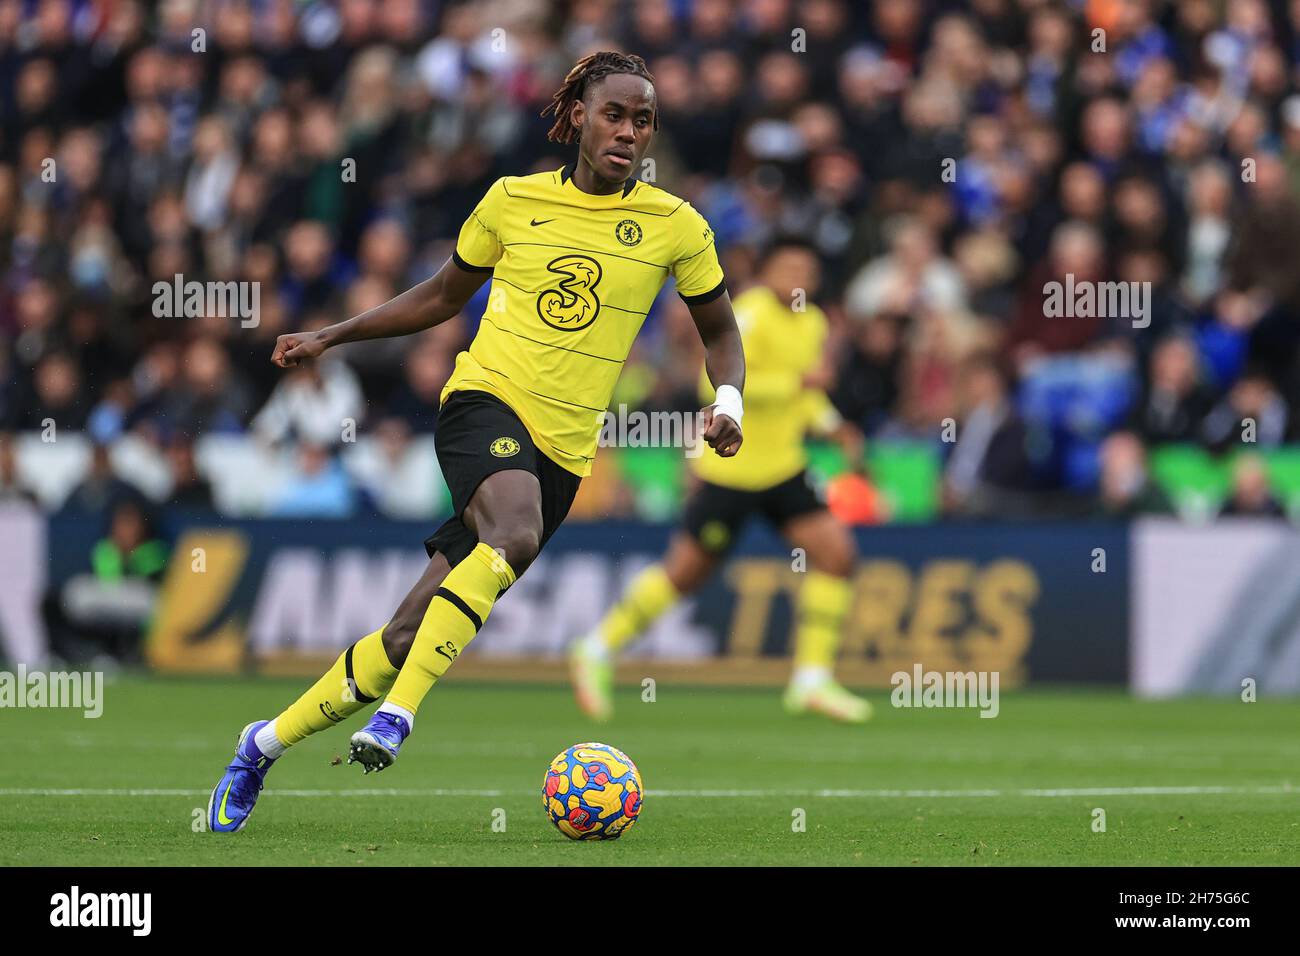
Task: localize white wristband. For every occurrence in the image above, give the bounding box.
[712,384,743,428]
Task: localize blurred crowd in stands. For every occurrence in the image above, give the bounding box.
[3,0,1300,534]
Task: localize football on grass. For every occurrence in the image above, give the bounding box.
[542,742,643,840]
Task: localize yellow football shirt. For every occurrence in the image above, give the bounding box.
[691,285,840,491]
[445,165,726,476]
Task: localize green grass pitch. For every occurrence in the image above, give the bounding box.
[1,677,1297,866]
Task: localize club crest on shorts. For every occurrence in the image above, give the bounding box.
[699,520,730,551]
[615,219,643,246]
[490,436,520,457]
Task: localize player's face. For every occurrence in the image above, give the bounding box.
[574,73,655,183]
[764,247,820,304]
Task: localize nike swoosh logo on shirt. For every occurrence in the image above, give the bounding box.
[530,218,555,226]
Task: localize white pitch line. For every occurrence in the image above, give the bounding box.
[0,785,1294,799]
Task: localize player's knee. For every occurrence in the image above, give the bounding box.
[664,566,701,595]
[812,534,856,577]
[665,555,712,595]
[479,522,541,576]
[821,555,854,579]
[822,547,855,578]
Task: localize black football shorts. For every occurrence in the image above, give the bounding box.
[681,469,825,555]
[424,390,582,567]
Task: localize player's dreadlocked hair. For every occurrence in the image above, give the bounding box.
[542,51,657,144]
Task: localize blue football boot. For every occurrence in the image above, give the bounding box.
[208,720,276,833]
[347,711,410,774]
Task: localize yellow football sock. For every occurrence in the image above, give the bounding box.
[386,542,516,715]
[595,563,679,653]
[274,627,399,746]
[793,570,853,670]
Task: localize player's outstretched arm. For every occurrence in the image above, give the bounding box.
[271,258,491,367]
[687,291,746,457]
[832,420,867,474]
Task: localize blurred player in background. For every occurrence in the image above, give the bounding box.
[571,238,871,723]
[207,52,746,832]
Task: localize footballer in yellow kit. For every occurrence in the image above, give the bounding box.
[442,162,728,477]
[570,238,873,724]
[206,51,746,833]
